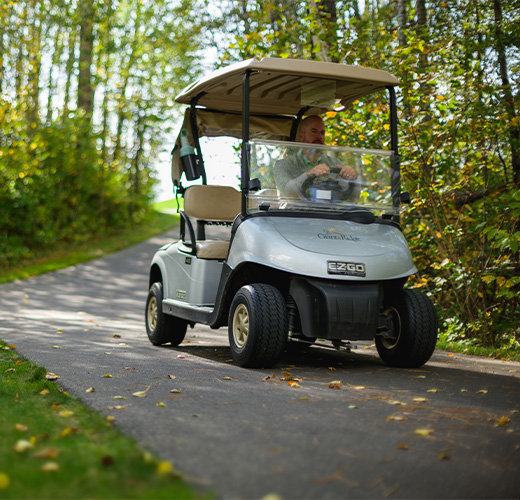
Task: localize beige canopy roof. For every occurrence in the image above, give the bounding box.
[172,58,399,183]
[175,57,399,115]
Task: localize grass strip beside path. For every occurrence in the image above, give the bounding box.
[0,341,201,499]
[0,199,181,284]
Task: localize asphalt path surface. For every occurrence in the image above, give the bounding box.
[1,230,519,499]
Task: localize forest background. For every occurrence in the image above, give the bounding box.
[1,0,519,350]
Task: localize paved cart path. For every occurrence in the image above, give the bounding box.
[1,231,519,499]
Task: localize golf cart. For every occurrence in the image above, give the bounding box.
[145,58,438,368]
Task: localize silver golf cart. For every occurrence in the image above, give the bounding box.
[145,58,438,368]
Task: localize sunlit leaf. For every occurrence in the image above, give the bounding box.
[413,397,428,402]
[157,402,166,407]
[85,387,95,393]
[133,385,151,397]
[497,416,510,427]
[329,381,343,389]
[103,373,113,378]
[288,381,301,388]
[33,447,58,459]
[41,462,59,472]
[387,415,406,422]
[109,405,126,410]
[15,423,28,431]
[13,440,33,452]
[45,373,60,381]
[414,428,434,436]
[157,461,173,475]
[59,410,73,418]
[0,472,10,490]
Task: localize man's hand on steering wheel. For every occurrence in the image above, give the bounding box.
[306,163,330,177]
[337,165,357,180]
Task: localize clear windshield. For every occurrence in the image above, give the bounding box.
[248,139,397,216]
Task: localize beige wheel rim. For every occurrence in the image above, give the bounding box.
[380,306,401,349]
[147,296,158,332]
[232,304,249,348]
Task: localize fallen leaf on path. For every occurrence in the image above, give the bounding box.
[387,415,406,422]
[85,387,95,393]
[414,428,434,436]
[45,373,60,381]
[170,389,181,393]
[52,346,62,349]
[157,402,166,407]
[349,385,365,390]
[387,400,406,406]
[397,444,408,450]
[177,355,185,359]
[109,405,126,410]
[329,381,343,389]
[168,375,176,379]
[496,416,510,427]
[280,371,294,381]
[106,416,116,422]
[438,452,451,460]
[112,396,126,399]
[132,384,151,398]
[288,381,301,388]
[222,376,232,380]
[413,397,428,403]
[103,373,113,378]
[328,366,336,371]
[477,389,488,394]
[427,389,440,393]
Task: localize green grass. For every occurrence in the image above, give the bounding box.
[436,339,520,362]
[0,341,202,499]
[0,200,181,284]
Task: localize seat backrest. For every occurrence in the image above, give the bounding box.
[183,185,241,222]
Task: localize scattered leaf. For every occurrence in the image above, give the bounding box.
[109,405,126,410]
[348,405,358,409]
[438,452,451,460]
[45,373,60,380]
[157,402,166,407]
[0,472,10,490]
[52,346,62,349]
[85,387,95,393]
[112,396,126,399]
[460,389,468,392]
[414,428,434,436]
[168,375,176,380]
[387,415,406,422]
[39,389,49,396]
[177,355,185,359]
[15,424,28,432]
[496,416,510,427]
[106,416,116,422]
[300,397,309,400]
[33,447,58,460]
[477,389,488,394]
[60,427,78,438]
[280,371,294,381]
[222,377,232,380]
[413,397,428,403]
[387,400,406,406]
[59,410,73,418]
[103,373,113,378]
[427,389,439,393]
[157,461,173,475]
[113,334,121,338]
[170,389,181,394]
[328,366,336,371]
[288,381,301,388]
[350,385,365,390]
[329,381,343,389]
[132,384,151,398]
[13,440,33,453]
[397,444,408,450]
[41,462,59,472]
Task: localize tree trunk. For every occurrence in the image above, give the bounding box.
[397,0,407,47]
[77,0,95,122]
[493,0,520,188]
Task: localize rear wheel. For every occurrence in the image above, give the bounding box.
[145,282,188,346]
[376,289,437,368]
[228,284,288,368]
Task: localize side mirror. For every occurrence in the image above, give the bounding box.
[249,178,261,191]
[400,192,411,204]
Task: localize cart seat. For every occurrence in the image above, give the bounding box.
[180,185,241,259]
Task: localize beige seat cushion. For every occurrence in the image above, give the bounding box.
[184,185,241,221]
[195,240,230,259]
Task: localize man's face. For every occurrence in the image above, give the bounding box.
[299,118,326,145]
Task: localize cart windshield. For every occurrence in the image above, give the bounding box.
[248,139,397,216]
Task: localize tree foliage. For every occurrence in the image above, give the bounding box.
[201,0,520,348]
[0,0,203,268]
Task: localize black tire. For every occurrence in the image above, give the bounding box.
[228,284,288,368]
[145,282,188,346]
[375,289,438,368]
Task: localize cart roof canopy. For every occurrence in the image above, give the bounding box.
[176,57,399,115]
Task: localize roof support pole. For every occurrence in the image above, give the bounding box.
[241,70,252,215]
[387,85,401,222]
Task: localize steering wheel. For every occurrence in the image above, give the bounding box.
[300,166,356,202]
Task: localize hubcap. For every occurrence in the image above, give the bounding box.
[380,306,401,350]
[232,304,249,348]
[147,296,158,332]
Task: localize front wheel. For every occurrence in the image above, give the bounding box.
[145,282,188,346]
[375,289,437,368]
[228,284,288,368]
